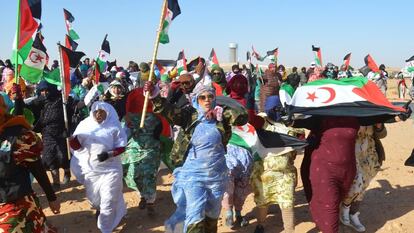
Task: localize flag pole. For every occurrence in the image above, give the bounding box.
[14,0,22,83]
[57,42,72,161]
[140,0,167,128]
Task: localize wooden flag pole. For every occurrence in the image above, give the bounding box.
[57,43,72,160]
[140,0,167,128]
[14,0,21,83]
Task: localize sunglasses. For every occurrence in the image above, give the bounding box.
[212,72,221,76]
[198,94,215,101]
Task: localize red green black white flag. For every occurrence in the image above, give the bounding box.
[159,0,181,44]
[343,53,351,70]
[63,8,80,40]
[252,46,265,62]
[65,34,78,51]
[209,48,219,68]
[287,77,406,119]
[312,45,322,67]
[176,50,187,75]
[59,45,85,97]
[12,0,42,65]
[266,48,278,63]
[19,31,47,83]
[96,34,110,73]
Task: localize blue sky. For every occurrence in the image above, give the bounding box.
[0,0,413,68]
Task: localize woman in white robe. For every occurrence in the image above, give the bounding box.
[69,101,127,233]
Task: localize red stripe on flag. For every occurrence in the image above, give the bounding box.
[343,53,351,70]
[61,47,71,98]
[95,63,101,84]
[19,0,39,49]
[317,50,322,66]
[352,81,405,112]
[365,54,379,73]
[65,36,71,50]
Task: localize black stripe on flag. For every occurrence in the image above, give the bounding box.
[63,8,75,22]
[101,34,110,54]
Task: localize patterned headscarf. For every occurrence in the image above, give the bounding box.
[191,85,217,120]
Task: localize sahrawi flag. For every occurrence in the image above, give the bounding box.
[287,77,406,118]
[359,54,379,76]
[229,123,307,159]
[209,48,219,68]
[176,50,187,75]
[279,83,295,106]
[65,34,78,51]
[20,31,47,83]
[159,0,181,44]
[96,34,110,73]
[252,46,265,62]
[312,45,322,67]
[12,0,42,65]
[59,45,85,97]
[405,55,414,73]
[343,52,351,70]
[63,8,80,40]
[266,48,278,63]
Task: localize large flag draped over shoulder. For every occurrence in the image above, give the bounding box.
[96,34,110,73]
[20,32,47,83]
[12,0,42,65]
[287,77,406,118]
[159,0,181,44]
[312,45,322,67]
[63,8,80,40]
[59,45,85,97]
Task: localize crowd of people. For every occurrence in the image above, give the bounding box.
[0,55,413,233]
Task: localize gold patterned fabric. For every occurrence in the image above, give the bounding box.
[343,126,382,204]
[250,121,298,209]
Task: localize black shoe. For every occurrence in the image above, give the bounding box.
[138,198,147,209]
[233,216,249,228]
[254,224,264,233]
[405,149,414,167]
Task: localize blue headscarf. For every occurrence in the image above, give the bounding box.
[191,85,216,120]
[265,95,282,122]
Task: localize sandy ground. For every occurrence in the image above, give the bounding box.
[34,79,414,233]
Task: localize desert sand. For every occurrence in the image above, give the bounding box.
[34,78,414,233]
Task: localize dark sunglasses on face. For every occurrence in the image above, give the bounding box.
[212,72,221,76]
[198,94,215,101]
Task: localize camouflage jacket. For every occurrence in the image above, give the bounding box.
[152,95,248,168]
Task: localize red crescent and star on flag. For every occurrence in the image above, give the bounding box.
[306,87,336,103]
[29,50,45,64]
[236,124,256,135]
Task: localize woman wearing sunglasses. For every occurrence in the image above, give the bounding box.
[144,81,247,233]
